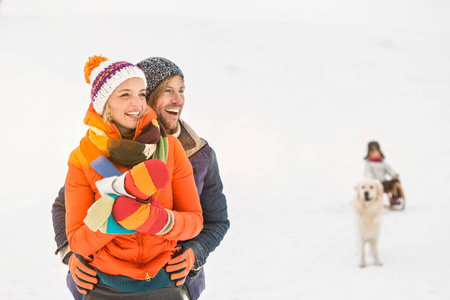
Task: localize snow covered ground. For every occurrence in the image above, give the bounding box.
[1,1,449,299]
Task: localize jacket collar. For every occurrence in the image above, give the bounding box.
[177,118,207,158]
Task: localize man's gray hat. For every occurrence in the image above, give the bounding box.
[136,57,184,95]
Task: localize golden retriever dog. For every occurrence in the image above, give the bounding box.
[353,178,384,268]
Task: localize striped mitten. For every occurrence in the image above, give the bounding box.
[112,195,174,235]
[83,194,117,231]
[124,159,170,201]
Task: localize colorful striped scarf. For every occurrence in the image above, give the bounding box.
[84,118,169,233]
[89,118,168,168]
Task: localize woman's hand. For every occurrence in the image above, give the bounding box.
[112,195,174,235]
[124,159,170,200]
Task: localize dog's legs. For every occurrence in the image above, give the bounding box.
[359,239,366,268]
[370,239,382,266]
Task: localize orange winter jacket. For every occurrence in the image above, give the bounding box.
[65,105,203,280]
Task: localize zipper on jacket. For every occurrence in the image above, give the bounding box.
[137,234,144,267]
[136,233,151,282]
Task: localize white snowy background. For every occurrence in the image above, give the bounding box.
[1,0,449,299]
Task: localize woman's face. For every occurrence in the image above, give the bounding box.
[151,75,185,132]
[107,77,147,137]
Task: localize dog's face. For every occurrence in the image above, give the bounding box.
[356,179,383,202]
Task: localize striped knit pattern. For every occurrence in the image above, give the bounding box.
[89,60,147,115]
[84,117,170,234]
[84,194,117,231]
[112,195,169,235]
[101,213,136,235]
[88,120,162,168]
[91,155,123,177]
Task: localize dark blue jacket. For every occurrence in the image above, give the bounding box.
[182,144,230,267]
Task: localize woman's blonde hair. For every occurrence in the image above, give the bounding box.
[146,75,184,107]
[102,103,113,123]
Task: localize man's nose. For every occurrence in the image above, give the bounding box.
[171,92,183,105]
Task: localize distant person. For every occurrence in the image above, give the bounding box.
[364,141,405,207]
[52,57,230,300]
[61,55,203,299]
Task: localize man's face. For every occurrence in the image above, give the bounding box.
[152,75,185,131]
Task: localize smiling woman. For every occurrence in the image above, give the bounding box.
[103,77,148,137]
[63,55,203,299]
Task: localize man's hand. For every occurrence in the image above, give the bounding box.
[166,247,196,286]
[68,253,98,295]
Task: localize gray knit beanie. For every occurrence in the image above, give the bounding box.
[136,57,184,96]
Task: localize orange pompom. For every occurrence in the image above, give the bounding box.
[84,55,108,84]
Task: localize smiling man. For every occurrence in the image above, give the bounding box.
[148,73,185,134]
[136,58,230,299]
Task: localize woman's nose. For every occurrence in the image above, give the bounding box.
[130,94,142,106]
